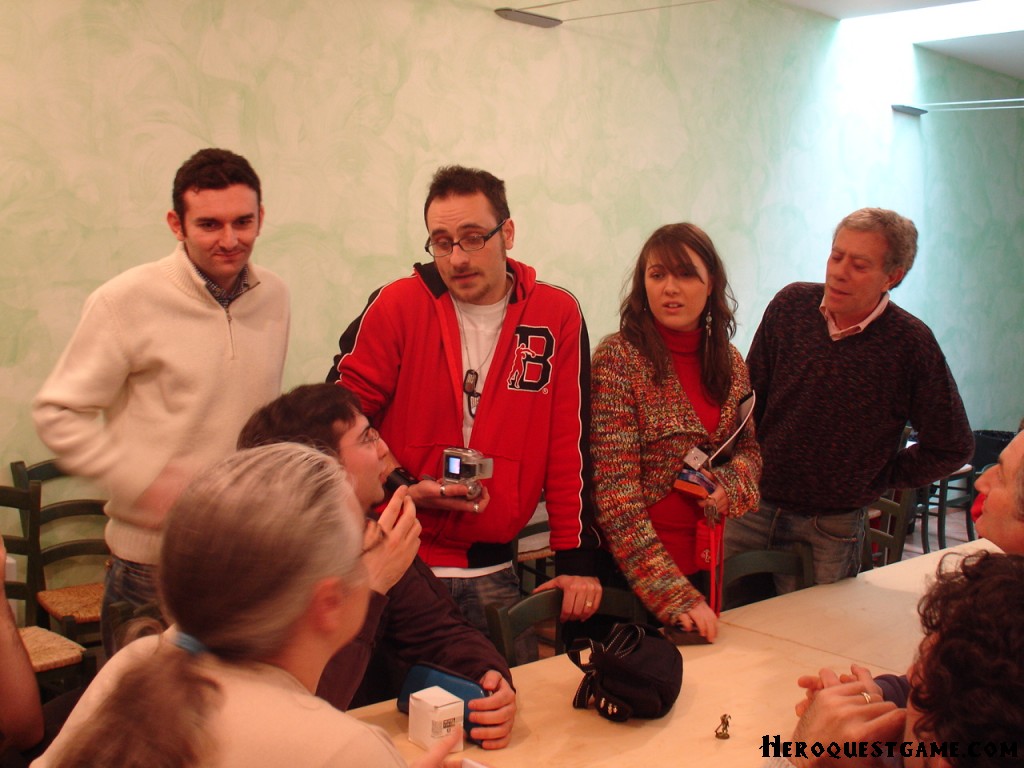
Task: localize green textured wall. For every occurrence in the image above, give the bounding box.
[2,0,1022,481]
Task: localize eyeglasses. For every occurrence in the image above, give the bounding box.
[356,427,381,447]
[424,219,507,259]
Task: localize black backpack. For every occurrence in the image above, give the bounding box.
[569,623,683,722]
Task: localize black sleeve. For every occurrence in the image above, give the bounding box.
[874,673,911,707]
[344,559,513,707]
[325,287,384,384]
[315,589,390,709]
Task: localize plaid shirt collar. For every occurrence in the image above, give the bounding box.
[191,261,252,308]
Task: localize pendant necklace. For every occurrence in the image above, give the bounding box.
[454,281,511,418]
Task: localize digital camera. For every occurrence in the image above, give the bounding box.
[441,448,494,502]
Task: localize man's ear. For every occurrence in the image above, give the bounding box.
[502,218,515,250]
[884,267,906,291]
[167,210,186,241]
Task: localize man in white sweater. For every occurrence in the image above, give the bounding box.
[33,148,290,656]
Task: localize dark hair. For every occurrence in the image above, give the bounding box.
[910,551,1024,765]
[611,223,737,403]
[833,208,917,288]
[423,165,510,224]
[237,383,362,453]
[172,148,262,222]
[50,444,365,767]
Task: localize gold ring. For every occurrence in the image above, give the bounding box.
[473,502,479,513]
[439,485,446,497]
[585,601,594,608]
[861,692,872,704]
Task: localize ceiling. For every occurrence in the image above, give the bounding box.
[778,0,1024,80]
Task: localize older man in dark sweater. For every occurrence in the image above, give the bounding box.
[726,208,973,591]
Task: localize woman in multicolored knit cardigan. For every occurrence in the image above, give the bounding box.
[591,224,762,642]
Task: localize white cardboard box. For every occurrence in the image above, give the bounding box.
[408,685,463,752]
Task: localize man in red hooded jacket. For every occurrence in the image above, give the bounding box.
[327,165,603,635]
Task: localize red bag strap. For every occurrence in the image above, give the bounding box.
[707,517,724,615]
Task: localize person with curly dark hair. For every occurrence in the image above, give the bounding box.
[772,551,1024,768]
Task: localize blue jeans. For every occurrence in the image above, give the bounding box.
[101,555,160,657]
[724,501,866,593]
[436,565,538,663]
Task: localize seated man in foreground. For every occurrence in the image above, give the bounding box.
[771,551,1024,767]
[237,383,516,749]
[972,428,1024,555]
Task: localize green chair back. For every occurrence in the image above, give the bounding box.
[485,586,648,667]
[486,587,562,667]
[722,543,814,610]
[862,491,915,570]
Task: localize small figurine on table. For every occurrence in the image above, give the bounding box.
[715,714,731,739]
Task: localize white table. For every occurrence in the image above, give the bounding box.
[720,539,996,672]
[350,541,993,766]
[352,626,905,766]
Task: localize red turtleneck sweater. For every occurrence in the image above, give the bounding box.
[645,323,721,574]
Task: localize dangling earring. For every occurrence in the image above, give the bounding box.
[705,308,713,340]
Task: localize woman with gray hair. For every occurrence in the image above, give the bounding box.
[32,442,461,767]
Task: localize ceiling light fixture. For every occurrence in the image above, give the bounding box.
[495,0,716,28]
[892,97,1024,116]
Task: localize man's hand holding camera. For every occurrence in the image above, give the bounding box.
[403,448,495,514]
[439,448,493,506]
[382,450,493,514]
[410,477,493,515]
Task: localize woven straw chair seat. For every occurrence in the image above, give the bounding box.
[517,546,555,563]
[37,582,104,623]
[18,626,86,672]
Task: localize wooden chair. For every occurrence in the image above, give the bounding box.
[485,586,647,667]
[11,460,109,646]
[722,543,814,610]
[915,464,975,553]
[2,482,93,700]
[935,464,977,546]
[862,490,915,570]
